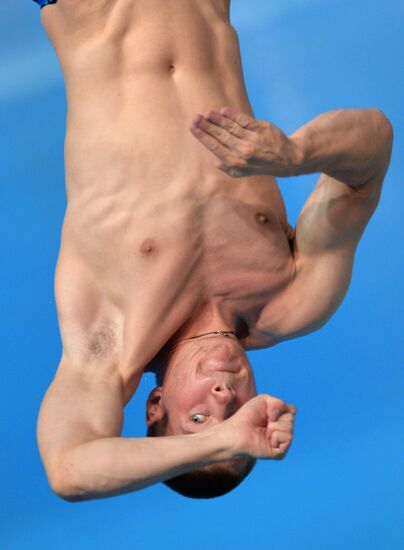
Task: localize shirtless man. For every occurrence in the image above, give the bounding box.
[34,0,393,502]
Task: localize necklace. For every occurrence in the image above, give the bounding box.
[185,330,237,341]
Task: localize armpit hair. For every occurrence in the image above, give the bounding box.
[87,323,118,358]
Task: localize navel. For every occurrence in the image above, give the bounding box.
[140,238,157,256]
[169,64,175,74]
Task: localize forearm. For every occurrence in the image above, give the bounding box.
[54,428,233,501]
[290,109,393,187]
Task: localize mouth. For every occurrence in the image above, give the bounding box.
[202,343,244,373]
[205,357,242,374]
[205,359,242,374]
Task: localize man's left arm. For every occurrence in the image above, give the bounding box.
[191,106,393,254]
[294,110,393,336]
[190,106,393,334]
[270,109,393,336]
[286,108,393,256]
[291,109,393,187]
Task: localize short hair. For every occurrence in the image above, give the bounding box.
[147,414,256,499]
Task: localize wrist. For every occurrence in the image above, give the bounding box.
[195,421,238,463]
[289,134,311,176]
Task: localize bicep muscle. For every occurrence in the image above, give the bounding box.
[258,169,386,340]
[37,357,124,476]
[293,171,383,259]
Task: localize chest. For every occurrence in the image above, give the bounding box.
[56,182,295,372]
[200,196,294,305]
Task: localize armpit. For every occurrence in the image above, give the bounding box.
[286,223,296,255]
[87,324,118,358]
[63,322,120,366]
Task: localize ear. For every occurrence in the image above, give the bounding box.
[145,387,166,426]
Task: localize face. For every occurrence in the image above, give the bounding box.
[147,335,257,435]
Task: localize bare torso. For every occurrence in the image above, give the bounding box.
[42,0,299,390]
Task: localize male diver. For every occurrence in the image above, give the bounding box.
[34,0,393,500]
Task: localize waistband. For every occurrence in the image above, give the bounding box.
[33,0,58,8]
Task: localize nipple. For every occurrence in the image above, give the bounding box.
[140,238,157,256]
[255,212,269,225]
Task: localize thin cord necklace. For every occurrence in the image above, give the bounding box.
[184,330,237,340]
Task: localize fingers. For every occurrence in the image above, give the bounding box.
[277,410,296,423]
[190,112,245,152]
[218,106,261,131]
[265,399,296,458]
[189,109,258,170]
[268,400,289,421]
[190,117,241,165]
[266,414,295,440]
[271,429,292,448]
[267,418,294,458]
[231,394,297,460]
[267,419,294,433]
[207,110,249,140]
[268,401,297,422]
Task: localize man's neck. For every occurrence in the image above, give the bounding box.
[170,307,239,344]
[145,310,241,379]
[184,329,237,340]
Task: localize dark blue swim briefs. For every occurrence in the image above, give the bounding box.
[33,0,57,8]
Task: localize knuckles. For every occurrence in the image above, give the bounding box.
[271,397,287,410]
[260,394,287,409]
[222,156,246,170]
[239,144,256,159]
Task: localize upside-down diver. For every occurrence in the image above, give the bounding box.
[35,0,393,501]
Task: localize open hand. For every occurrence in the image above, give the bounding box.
[221,394,297,460]
[190,106,302,178]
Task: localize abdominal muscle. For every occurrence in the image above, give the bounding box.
[42,0,295,381]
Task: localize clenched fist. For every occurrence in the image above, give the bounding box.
[221,394,297,460]
[190,106,303,178]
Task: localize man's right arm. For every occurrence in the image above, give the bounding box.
[37,357,231,501]
[37,358,295,501]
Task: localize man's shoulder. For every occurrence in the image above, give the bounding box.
[255,253,352,343]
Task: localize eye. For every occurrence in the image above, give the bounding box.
[190,413,207,424]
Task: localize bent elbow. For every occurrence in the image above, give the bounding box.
[47,462,89,503]
[48,473,82,502]
[372,109,394,147]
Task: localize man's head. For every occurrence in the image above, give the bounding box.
[146,334,257,498]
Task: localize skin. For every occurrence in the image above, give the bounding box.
[35,0,393,500]
[146,336,258,436]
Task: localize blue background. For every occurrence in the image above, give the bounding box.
[1,1,402,549]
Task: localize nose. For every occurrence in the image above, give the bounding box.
[210,381,236,405]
